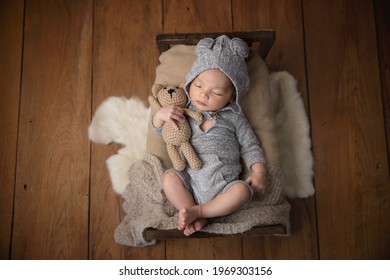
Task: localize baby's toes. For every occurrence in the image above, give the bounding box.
[184,224,195,236]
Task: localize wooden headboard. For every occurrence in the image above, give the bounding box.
[156,30,275,60]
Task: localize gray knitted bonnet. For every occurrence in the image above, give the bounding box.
[185,35,250,113]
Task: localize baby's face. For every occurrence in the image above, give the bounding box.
[189,69,234,112]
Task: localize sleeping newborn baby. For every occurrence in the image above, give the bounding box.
[151,35,267,236]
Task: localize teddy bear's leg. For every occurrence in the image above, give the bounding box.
[181,142,202,170]
[167,143,186,171]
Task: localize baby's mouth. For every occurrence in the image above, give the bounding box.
[196,100,207,107]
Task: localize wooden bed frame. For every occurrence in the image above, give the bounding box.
[144,30,287,241]
[156,30,275,60]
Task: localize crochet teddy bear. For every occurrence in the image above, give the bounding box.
[148,83,203,171]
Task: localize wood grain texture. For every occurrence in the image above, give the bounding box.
[91,0,164,259]
[11,0,92,259]
[304,0,390,259]
[366,0,390,259]
[163,0,232,33]
[233,0,318,259]
[0,0,24,260]
[2,0,388,260]
[375,0,390,163]
[243,199,318,259]
[233,0,305,73]
[166,237,243,260]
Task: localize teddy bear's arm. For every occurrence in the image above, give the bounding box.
[183,108,204,122]
[148,96,162,111]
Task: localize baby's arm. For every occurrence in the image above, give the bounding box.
[245,162,267,195]
[234,114,267,194]
[152,106,185,130]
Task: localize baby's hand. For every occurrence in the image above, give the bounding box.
[152,105,185,130]
[245,171,266,195]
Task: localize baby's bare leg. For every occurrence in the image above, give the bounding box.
[162,171,198,230]
[182,182,252,228]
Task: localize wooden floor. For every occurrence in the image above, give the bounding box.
[1,0,389,260]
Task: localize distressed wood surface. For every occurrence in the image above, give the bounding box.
[304,0,390,259]
[11,0,92,259]
[91,0,164,260]
[0,0,24,260]
[375,0,390,162]
[1,0,389,260]
[163,0,232,33]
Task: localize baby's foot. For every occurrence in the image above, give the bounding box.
[178,207,199,231]
[183,218,208,236]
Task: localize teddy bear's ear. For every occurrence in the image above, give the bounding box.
[151,83,165,96]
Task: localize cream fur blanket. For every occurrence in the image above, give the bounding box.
[88,71,314,247]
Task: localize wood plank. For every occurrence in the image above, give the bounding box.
[0,0,24,260]
[374,0,390,259]
[375,0,390,163]
[162,0,245,260]
[243,199,318,259]
[233,0,318,259]
[166,237,242,260]
[233,0,309,104]
[91,0,164,259]
[163,0,232,33]
[304,0,390,259]
[11,0,92,259]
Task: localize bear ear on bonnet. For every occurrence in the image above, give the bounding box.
[230,37,249,59]
[195,37,214,56]
[194,35,249,59]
